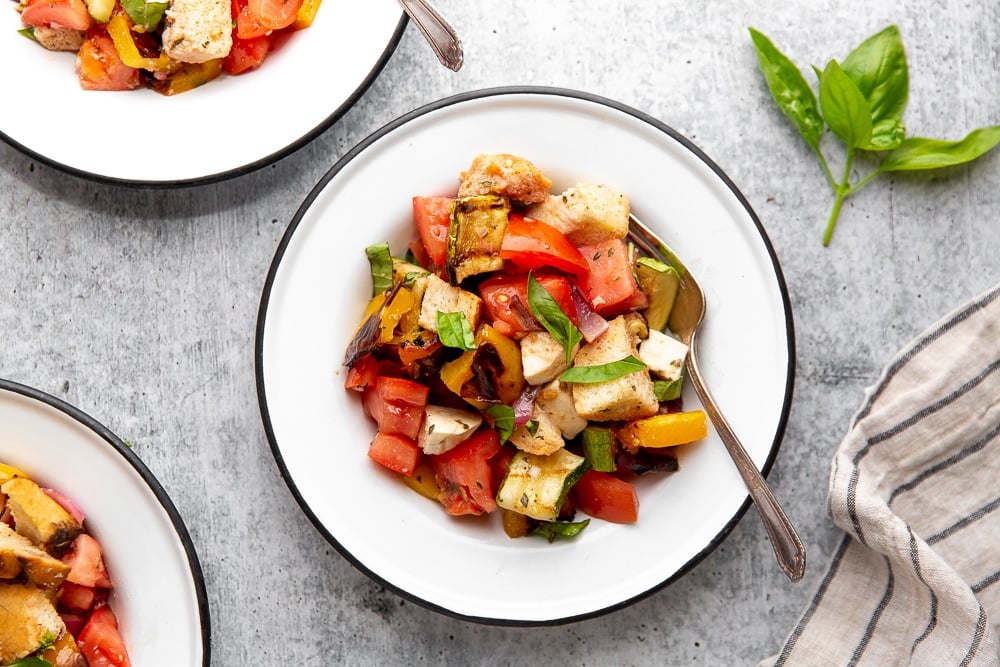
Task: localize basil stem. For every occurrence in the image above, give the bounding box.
[560,355,647,384]
[364,242,393,296]
[526,273,582,365]
[436,311,476,350]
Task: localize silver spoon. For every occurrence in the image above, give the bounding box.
[628,213,806,583]
[398,0,464,72]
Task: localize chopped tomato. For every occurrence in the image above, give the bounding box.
[412,196,453,268]
[577,238,648,317]
[479,272,577,338]
[431,428,501,515]
[20,0,91,31]
[361,376,429,440]
[500,214,588,276]
[248,0,303,31]
[235,2,269,39]
[58,581,98,615]
[368,432,422,477]
[76,32,141,92]
[223,35,271,75]
[62,534,113,589]
[78,605,132,667]
[573,470,639,524]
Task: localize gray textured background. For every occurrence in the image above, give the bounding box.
[2,1,998,664]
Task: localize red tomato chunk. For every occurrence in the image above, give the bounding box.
[573,470,640,524]
[500,214,589,277]
[368,432,422,477]
[412,196,454,268]
[78,605,132,667]
[362,376,429,440]
[431,428,501,516]
[578,238,648,317]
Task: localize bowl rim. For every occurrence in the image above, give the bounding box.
[0,377,212,662]
[254,85,797,626]
[0,16,407,189]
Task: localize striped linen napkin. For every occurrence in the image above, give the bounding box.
[761,285,1000,666]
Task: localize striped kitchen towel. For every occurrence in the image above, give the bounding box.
[761,285,1000,667]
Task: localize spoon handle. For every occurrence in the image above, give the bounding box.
[687,338,806,582]
[398,0,464,71]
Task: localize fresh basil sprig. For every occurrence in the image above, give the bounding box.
[9,657,53,667]
[560,355,647,384]
[526,273,582,364]
[436,311,476,350]
[750,25,1000,245]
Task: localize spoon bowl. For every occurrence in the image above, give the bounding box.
[628,213,806,583]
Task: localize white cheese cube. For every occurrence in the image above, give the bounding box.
[638,329,688,381]
[418,405,482,455]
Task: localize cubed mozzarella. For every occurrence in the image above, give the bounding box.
[418,405,482,455]
[638,329,688,381]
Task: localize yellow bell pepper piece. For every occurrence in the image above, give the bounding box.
[157,60,223,95]
[294,0,322,29]
[616,410,708,451]
[438,324,525,408]
[107,14,172,72]
[0,462,29,484]
[378,287,416,343]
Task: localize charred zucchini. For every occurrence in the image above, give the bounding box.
[446,195,510,284]
[635,256,680,333]
[496,449,589,521]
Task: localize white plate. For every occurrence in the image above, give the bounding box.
[0,2,404,185]
[255,87,795,624]
[0,379,209,664]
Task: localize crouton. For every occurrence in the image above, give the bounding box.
[457,154,552,205]
[525,183,630,245]
[536,379,588,439]
[0,584,67,665]
[33,26,85,52]
[509,404,564,456]
[570,316,659,421]
[161,0,233,63]
[417,274,482,333]
[519,331,574,385]
[0,523,70,589]
[1,478,82,557]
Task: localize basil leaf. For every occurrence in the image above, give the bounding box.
[841,25,908,126]
[654,377,684,402]
[9,658,54,667]
[18,26,35,40]
[865,118,906,151]
[875,126,1000,172]
[436,311,476,350]
[483,404,515,443]
[364,242,393,296]
[749,28,824,150]
[525,420,539,436]
[121,0,169,31]
[526,273,582,365]
[532,519,590,543]
[560,355,647,384]
[819,59,872,150]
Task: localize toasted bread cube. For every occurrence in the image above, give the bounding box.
[520,331,574,385]
[1,478,82,556]
[570,316,659,421]
[509,405,564,456]
[525,183,630,245]
[457,153,553,205]
[418,274,482,333]
[33,26,85,52]
[161,0,233,63]
[536,379,588,439]
[0,584,67,665]
[0,523,71,589]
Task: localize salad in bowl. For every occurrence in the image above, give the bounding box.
[344,153,709,541]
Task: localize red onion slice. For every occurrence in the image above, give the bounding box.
[570,283,609,342]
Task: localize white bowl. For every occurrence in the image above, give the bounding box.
[0,1,404,184]
[0,379,209,665]
[256,87,795,624]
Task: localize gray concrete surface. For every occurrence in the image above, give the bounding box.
[2,1,998,664]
